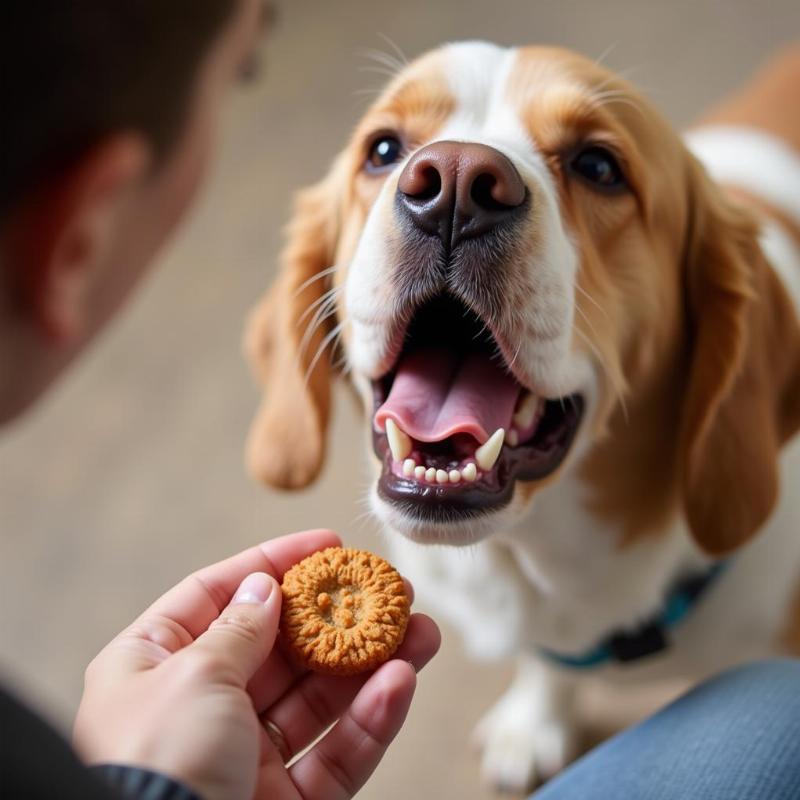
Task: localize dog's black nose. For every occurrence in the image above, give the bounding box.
[396,141,526,248]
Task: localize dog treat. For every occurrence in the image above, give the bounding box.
[280,547,410,675]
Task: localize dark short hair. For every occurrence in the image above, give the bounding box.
[0,1,237,216]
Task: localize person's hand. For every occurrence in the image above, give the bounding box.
[73,529,440,800]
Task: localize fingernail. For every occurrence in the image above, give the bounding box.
[233,572,274,605]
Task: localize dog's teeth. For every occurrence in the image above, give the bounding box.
[507,430,519,447]
[402,458,416,477]
[385,419,412,462]
[414,465,427,480]
[462,462,478,481]
[513,393,540,429]
[449,469,461,483]
[475,428,505,471]
[436,469,449,484]
[425,467,437,482]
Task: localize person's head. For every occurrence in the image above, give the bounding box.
[0,0,267,422]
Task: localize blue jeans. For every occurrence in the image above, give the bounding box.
[532,659,800,799]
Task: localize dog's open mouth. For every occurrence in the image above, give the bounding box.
[371,295,584,520]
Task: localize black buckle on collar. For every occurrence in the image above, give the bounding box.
[608,622,668,662]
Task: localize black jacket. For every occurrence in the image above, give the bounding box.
[1,687,200,799]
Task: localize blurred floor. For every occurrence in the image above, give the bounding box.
[1,1,798,797]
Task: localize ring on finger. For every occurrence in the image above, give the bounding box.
[261,715,291,763]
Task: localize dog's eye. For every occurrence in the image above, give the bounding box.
[570,147,626,191]
[366,135,403,172]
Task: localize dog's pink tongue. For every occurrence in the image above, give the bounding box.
[375,348,521,443]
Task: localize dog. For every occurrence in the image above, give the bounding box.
[244,41,800,791]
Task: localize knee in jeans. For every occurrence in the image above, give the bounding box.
[723,658,800,686]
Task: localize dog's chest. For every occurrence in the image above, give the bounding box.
[387,535,533,661]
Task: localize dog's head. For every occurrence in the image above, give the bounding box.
[246,42,800,555]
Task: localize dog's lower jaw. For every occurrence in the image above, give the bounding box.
[370,483,527,547]
[473,655,579,792]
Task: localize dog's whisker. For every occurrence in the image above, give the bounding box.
[332,348,352,375]
[298,287,338,347]
[593,86,650,106]
[591,64,651,93]
[591,90,647,119]
[297,284,343,327]
[376,33,410,68]
[298,298,339,361]
[592,92,643,109]
[592,42,620,69]
[574,283,609,320]
[304,318,348,386]
[572,300,604,353]
[357,44,407,77]
[358,64,404,80]
[358,48,405,72]
[589,73,622,97]
[351,504,379,538]
[292,264,338,299]
[506,338,524,371]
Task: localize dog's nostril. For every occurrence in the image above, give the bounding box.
[404,165,442,201]
[470,173,513,211]
[419,167,442,200]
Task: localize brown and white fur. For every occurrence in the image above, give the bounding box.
[245,42,800,791]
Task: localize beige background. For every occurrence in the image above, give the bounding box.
[1,1,798,797]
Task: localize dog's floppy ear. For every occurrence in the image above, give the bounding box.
[244,156,346,489]
[679,156,800,555]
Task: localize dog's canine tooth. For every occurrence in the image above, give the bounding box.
[475,428,505,471]
[402,458,416,477]
[507,429,519,447]
[513,393,540,429]
[436,469,449,484]
[425,467,437,482]
[414,465,427,480]
[462,462,478,481]
[449,469,461,483]
[386,418,412,462]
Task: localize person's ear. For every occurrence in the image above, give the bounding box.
[8,134,150,343]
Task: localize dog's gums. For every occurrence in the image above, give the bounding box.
[370,294,585,519]
[373,395,583,517]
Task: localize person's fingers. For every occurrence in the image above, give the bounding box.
[143,529,340,639]
[253,742,301,800]
[184,572,281,686]
[247,645,307,718]
[257,613,439,763]
[86,611,197,679]
[286,660,417,800]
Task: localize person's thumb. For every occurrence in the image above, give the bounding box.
[188,572,281,685]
